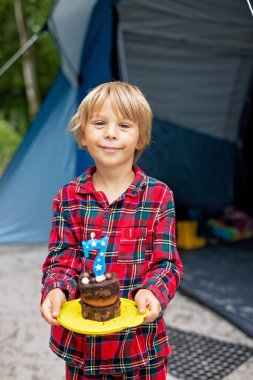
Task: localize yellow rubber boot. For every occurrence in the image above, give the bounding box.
[176,220,206,250]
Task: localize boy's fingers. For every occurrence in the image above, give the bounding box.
[40,304,54,324]
[40,289,66,325]
[143,303,160,323]
[134,289,162,323]
[51,294,64,317]
[135,294,147,314]
[42,308,60,326]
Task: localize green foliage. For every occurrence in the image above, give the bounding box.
[0,114,22,174]
[0,0,60,173]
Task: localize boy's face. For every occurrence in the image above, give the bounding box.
[81,98,141,170]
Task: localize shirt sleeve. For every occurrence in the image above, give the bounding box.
[41,191,83,303]
[129,188,183,311]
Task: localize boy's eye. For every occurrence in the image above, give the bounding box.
[120,123,130,129]
[93,120,104,127]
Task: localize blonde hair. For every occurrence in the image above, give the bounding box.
[68,81,152,162]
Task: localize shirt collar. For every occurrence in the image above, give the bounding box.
[75,166,96,195]
[75,166,147,197]
[125,166,147,197]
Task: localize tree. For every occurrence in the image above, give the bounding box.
[14,0,40,119]
[0,114,21,174]
[0,0,59,134]
[0,0,60,174]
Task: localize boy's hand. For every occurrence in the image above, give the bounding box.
[40,288,66,326]
[134,289,162,323]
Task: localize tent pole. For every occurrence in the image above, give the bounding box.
[246,0,253,16]
[0,34,39,77]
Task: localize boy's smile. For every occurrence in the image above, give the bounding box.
[98,145,123,153]
[81,98,141,170]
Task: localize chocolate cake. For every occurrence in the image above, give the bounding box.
[78,271,120,322]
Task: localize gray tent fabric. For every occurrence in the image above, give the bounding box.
[48,0,98,86]
[117,0,253,141]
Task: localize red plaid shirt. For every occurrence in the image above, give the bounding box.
[42,166,183,375]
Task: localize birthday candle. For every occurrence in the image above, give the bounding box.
[82,233,109,282]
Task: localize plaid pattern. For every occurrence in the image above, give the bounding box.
[42,166,183,375]
[66,357,168,379]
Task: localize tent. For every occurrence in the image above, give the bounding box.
[0,0,253,243]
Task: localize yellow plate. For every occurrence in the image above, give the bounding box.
[57,298,149,335]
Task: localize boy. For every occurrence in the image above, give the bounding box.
[41,81,183,379]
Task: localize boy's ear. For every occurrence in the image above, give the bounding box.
[80,130,86,147]
[136,140,144,151]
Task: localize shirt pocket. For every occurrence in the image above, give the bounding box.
[117,227,152,264]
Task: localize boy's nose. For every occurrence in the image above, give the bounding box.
[104,124,118,139]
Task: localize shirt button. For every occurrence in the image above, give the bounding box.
[107,209,112,215]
